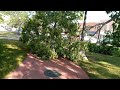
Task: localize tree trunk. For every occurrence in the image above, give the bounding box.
[81,11,87,41]
[97,26,101,44]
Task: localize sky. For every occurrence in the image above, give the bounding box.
[2,11,111,23]
[78,11,111,23]
[86,11,110,22]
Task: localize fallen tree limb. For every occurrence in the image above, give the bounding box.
[87,13,120,42]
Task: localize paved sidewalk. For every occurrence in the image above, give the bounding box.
[5,53,89,79]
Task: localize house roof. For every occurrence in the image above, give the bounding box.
[79,20,114,32]
[79,22,98,28]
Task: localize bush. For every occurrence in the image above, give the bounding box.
[0,43,3,54]
[87,42,120,57]
[87,43,100,53]
[67,41,88,61]
[29,38,59,60]
[88,43,113,55]
[55,46,66,58]
[112,47,120,57]
[34,42,58,60]
[50,48,58,60]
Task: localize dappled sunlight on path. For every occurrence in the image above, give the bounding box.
[5,53,89,79]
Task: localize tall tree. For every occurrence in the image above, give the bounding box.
[81,11,87,41]
[0,11,29,28]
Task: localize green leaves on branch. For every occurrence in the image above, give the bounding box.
[21,11,84,60]
[0,14,4,23]
[0,11,29,28]
[104,11,120,47]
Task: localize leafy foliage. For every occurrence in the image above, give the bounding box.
[87,43,120,57]
[0,43,3,54]
[93,11,120,57]
[21,11,84,60]
[0,11,29,28]
[0,14,4,23]
[104,11,120,47]
[68,41,88,60]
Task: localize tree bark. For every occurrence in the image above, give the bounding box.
[81,11,87,41]
[97,26,101,44]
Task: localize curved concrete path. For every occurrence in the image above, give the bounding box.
[5,53,89,79]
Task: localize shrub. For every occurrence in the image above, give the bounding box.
[87,42,120,57]
[55,46,66,58]
[87,43,100,53]
[67,41,88,61]
[35,42,58,60]
[0,43,3,54]
[112,47,120,57]
[50,48,58,60]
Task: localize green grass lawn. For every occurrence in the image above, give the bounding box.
[0,39,27,79]
[0,31,20,40]
[0,31,15,37]
[77,52,120,79]
[1,31,120,79]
